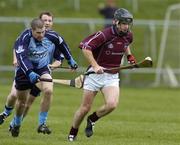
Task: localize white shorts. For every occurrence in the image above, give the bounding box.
[83,72,119,91]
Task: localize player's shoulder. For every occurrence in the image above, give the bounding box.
[17,28,31,41]
[46,30,57,34]
[100,26,115,40]
[45,30,64,44]
[102,26,115,36]
[20,28,31,36]
[89,27,112,39]
[45,30,63,39]
[45,30,60,36]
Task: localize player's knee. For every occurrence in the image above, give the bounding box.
[107,101,118,111]
[79,105,91,115]
[19,100,26,108]
[80,105,91,114]
[43,87,53,96]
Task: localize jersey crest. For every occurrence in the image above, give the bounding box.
[16,45,24,54]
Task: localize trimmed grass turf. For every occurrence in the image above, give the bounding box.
[0,84,180,145]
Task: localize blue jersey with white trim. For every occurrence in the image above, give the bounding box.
[27,37,55,69]
[15,29,72,74]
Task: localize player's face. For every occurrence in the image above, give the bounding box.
[41,14,53,30]
[116,22,130,33]
[32,26,46,41]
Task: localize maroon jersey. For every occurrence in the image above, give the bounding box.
[79,26,133,73]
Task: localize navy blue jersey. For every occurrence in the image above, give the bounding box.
[14,29,72,74]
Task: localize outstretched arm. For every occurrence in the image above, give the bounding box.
[46,31,78,69]
[13,49,18,67]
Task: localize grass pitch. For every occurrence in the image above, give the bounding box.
[0,84,180,145]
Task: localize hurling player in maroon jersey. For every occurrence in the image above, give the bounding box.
[68,8,136,141]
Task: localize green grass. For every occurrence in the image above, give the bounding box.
[0,84,180,145]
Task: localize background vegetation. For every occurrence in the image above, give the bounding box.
[0,0,179,19]
[0,0,179,86]
[0,0,179,65]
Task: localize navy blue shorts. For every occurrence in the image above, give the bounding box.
[15,66,50,91]
[30,85,41,97]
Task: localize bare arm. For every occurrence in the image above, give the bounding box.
[125,46,132,56]
[82,49,104,73]
[13,49,18,67]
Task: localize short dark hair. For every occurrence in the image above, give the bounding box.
[39,11,53,19]
[31,18,44,30]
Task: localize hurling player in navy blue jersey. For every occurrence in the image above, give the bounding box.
[23,12,65,125]
[9,18,77,137]
[68,8,136,141]
[0,12,64,133]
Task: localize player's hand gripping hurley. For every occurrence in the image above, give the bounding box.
[39,57,153,89]
[85,56,152,75]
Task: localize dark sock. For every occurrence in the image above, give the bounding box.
[5,105,13,110]
[88,112,99,122]
[4,105,13,116]
[69,126,78,136]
